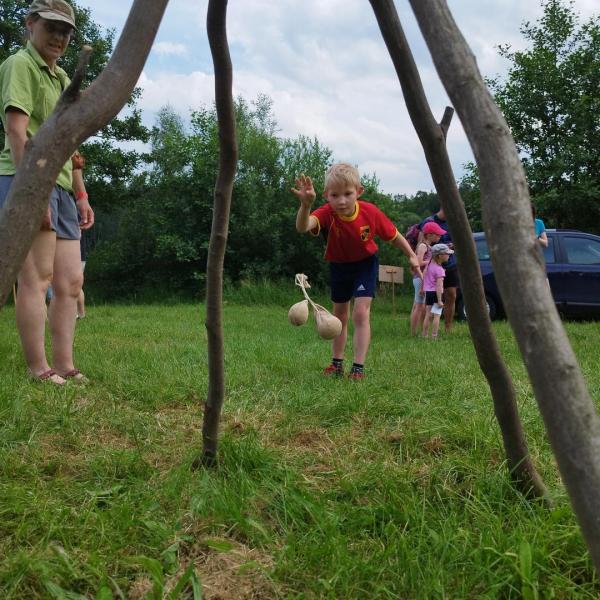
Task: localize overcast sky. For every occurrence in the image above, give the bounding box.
[80,0,597,196]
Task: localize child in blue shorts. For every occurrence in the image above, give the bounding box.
[293,163,420,379]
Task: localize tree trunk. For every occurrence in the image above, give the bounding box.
[196,0,238,468]
[368,0,548,499]
[0,0,169,308]
[409,0,600,569]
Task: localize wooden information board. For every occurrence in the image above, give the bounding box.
[378,265,404,318]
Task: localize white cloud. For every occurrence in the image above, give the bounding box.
[153,41,188,56]
[82,0,598,194]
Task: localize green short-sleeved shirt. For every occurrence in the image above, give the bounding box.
[0,42,72,192]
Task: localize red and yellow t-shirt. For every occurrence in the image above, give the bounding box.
[310,200,399,263]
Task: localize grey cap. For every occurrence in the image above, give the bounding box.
[27,0,76,29]
[431,243,454,256]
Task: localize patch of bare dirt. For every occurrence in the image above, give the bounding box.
[422,436,446,456]
[127,576,153,600]
[171,538,278,600]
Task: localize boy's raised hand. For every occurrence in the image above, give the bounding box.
[291,174,316,206]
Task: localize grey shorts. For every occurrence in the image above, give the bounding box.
[0,175,81,240]
[412,276,425,304]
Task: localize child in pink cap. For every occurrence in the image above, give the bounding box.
[410,221,445,335]
[422,243,454,339]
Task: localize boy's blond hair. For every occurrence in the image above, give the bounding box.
[324,163,361,191]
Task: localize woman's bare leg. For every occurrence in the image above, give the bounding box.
[15,231,56,376]
[49,239,83,374]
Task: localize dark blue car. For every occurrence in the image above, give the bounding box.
[456,229,600,320]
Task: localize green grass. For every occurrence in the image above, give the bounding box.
[1,293,599,599]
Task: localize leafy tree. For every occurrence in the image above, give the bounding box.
[489,0,600,232]
[458,162,483,231]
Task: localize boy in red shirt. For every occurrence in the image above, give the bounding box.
[293,163,420,379]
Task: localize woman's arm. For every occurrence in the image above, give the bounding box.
[538,230,548,248]
[5,109,29,167]
[71,167,94,230]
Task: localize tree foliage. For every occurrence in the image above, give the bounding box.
[489,0,600,231]
[87,96,433,299]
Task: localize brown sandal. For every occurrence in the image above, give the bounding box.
[31,369,66,385]
[61,369,89,384]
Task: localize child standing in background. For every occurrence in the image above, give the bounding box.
[410,221,445,336]
[422,244,454,339]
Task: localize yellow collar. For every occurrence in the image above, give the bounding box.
[337,202,359,222]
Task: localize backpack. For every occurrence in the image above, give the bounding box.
[405,223,421,251]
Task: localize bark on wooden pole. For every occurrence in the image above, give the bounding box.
[196,0,238,467]
[368,0,547,499]
[409,0,600,569]
[0,0,170,308]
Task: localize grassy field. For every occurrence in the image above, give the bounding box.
[1,289,599,599]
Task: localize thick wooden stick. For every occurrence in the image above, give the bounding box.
[409,0,600,569]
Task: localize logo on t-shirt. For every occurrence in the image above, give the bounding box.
[360,226,370,242]
[357,284,366,291]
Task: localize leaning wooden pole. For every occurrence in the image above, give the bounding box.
[409,0,600,569]
[369,0,547,499]
[0,0,170,308]
[197,0,238,467]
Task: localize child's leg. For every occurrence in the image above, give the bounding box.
[415,304,426,335]
[431,313,442,338]
[351,296,372,364]
[410,302,418,335]
[410,277,424,335]
[332,301,350,359]
[422,306,432,338]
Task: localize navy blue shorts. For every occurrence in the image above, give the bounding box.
[0,175,80,240]
[330,254,378,303]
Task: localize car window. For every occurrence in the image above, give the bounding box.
[563,236,600,265]
[475,238,490,260]
[475,236,556,263]
[543,237,556,264]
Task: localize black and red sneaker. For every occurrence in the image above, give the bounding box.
[323,364,343,377]
[347,370,365,380]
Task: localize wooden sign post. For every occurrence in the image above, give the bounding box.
[378,265,404,318]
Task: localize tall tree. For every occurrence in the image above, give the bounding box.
[490,0,600,231]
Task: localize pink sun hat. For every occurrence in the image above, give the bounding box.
[422,221,446,236]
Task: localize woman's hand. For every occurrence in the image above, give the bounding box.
[77,198,94,230]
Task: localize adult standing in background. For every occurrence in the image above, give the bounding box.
[419,208,458,332]
[0,0,94,384]
[533,205,548,250]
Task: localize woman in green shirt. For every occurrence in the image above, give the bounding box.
[0,0,93,384]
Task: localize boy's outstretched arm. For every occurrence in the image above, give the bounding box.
[392,233,422,277]
[292,174,317,233]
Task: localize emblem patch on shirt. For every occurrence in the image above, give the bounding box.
[360,226,370,241]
